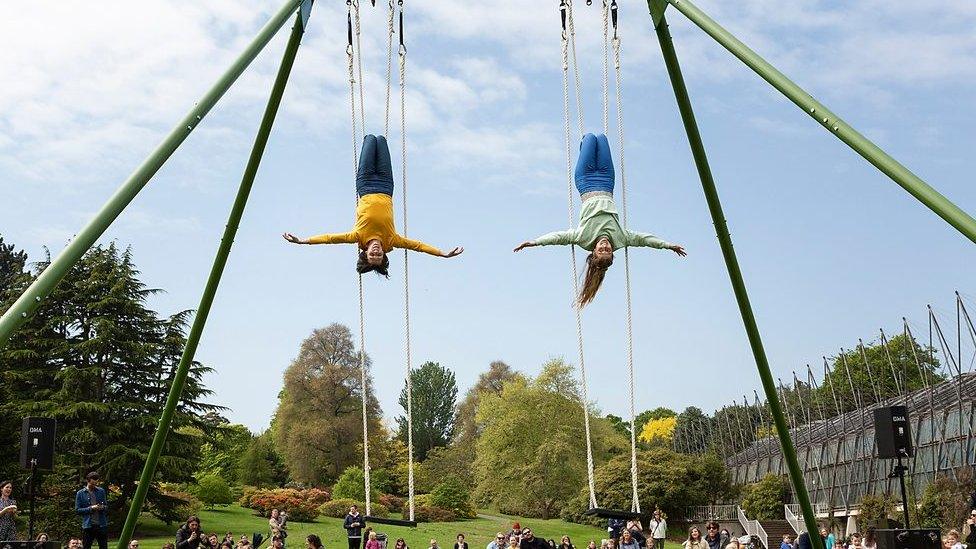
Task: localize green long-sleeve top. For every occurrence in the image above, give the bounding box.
[533,194,674,251]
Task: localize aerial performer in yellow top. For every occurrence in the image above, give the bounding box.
[283,134,463,277]
[514,133,686,306]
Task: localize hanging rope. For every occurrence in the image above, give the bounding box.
[383,0,395,136]
[559,0,597,511]
[348,0,372,516]
[352,0,366,133]
[397,0,416,523]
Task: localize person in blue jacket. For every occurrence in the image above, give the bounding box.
[75,472,108,549]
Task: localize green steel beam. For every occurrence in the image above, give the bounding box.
[0,0,305,349]
[648,7,826,546]
[114,12,309,549]
[658,0,976,245]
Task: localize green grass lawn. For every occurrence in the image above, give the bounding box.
[130,505,610,549]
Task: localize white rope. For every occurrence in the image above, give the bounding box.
[348,0,371,515]
[600,0,610,135]
[566,1,585,138]
[384,0,395,136]
[353,0,366,133]
[398,0,416,522]
[611,10,641,514]
[561,0,597,511]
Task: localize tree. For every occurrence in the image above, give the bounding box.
[332,466,378,503]
[397,361,458,460]
[196,420,253,485]
[639,416,677,445]
[452,361,519,468]
[672,407,712,454]
[473,358,625,519]
[196,475,233,508]
[273,324,386,485]
[562,447,734,523]
[238,430,288,487]
[741,474,789,520]
[0,240,220,527]
[415,444,472,492]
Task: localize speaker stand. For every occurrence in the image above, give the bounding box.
[26,458,36,541]
[887,456,911,529]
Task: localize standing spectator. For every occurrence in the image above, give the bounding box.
[270,510,283,540]
[703,523,727,549]
[819,529,833,549]
[780,535,793,549]
[0,480,18,541]
[455,534,469,549]
[965,511,976,546]
[862,530,876,549]
[560,536,575,549]
[520,528,549,549]
[366,532,381,549]
[176,516,203,549]
[306,535,323,549]
[627,522,646,548]
[649,510,667,549]
[620,531,641,549]
[609,520,627,543]
[345,505,366,549]
[489,533,507,549]
[797,533,811,549]
[683,528,707,549]
[75,472,109,549]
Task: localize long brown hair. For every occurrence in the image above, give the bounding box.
[578,252,613,307]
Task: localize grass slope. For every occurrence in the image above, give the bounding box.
[131,505,609,549]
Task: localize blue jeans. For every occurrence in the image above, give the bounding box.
[574,133,615,195]
[356,134,394,197]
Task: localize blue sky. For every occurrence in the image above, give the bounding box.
[2,0,974,433]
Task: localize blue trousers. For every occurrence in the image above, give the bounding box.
[574,133,615,195]
[356,134,394,197]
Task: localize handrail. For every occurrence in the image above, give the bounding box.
[755,521,770,549]
[686,505,739,522]
[785,504,804,534]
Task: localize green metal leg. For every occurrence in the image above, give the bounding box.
[648,6,825,547]
[0,0,305,349]
[659,0,976,245]
[114,13,309,549]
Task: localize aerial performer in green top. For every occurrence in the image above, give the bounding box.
[514,133,686,306]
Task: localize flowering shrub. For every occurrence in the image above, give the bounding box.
[378,494,405,514]
[241,488,331,522]
[412,505,457,523]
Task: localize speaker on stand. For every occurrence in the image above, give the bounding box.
[20,418,56,542]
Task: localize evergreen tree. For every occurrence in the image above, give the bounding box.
[396,361,458,460]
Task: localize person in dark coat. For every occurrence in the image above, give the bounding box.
[797,532,812,549]
[520,528,549,549]
[344,505,367,549]
[176,517,203,549]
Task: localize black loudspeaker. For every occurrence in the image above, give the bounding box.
[874,406,913,458]
[20,417,56,469]
[874,529,940,549]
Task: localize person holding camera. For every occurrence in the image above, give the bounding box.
[176,516,204,549]
[75,472,109,549]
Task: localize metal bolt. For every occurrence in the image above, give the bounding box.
[822,117,828,123]
[187,125,193,130]
[832,126,839,131]
[809,108,815,113]
[21,312,28,317]
[35,296,41,302]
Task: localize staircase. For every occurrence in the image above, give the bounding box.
[758,520,796,549]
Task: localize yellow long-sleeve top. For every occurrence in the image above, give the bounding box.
[305,193,442,256]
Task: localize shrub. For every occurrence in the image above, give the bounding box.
[168,490,204,520]
[858,494,895,529]
[319,498,389,519]
[333,466,380,503]
[430,477,476,519]
[240,486,260,508]
[196,475,234,508]
[378,494,405,514]
[742,474,789,520]
[916,473,973,530]
[413,505,457,523]
[243,488,331,522]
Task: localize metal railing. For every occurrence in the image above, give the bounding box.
[686,505,739,522]
[785,504,804,535]
[737,506,769,549]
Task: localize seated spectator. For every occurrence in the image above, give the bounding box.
[393,539,407,549]
[520,528,549,549]
[620,531,640,549]
[489,533,507,549]
[684,527,707,549]
[430,540,440,549]
[455,535,469,549]
[561,536,576,549]
[781,534,793,549]
[307,535,323,549]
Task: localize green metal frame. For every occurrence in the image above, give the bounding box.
[0,0,971,547]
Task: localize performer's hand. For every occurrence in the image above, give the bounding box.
[670,245,687,257]
[513,241,534,252]
[282,233,306,244]
[443,247,464,258]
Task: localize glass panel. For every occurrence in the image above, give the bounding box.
[919,417,933,444]
[946,411,961,438]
